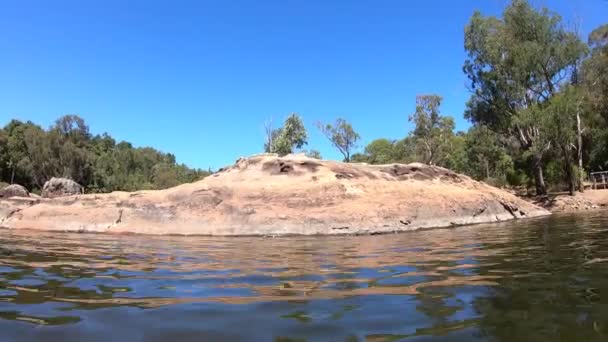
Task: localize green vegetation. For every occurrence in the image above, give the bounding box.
[408,95,455,166]
[0,115,210,193]
[352,0,608,195]
[463,0,587,195]
[316,118,360,162]
[264,113,308,156]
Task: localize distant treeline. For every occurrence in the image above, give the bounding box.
[0,115,210,193]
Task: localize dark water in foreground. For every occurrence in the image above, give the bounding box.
[1,213,608,341]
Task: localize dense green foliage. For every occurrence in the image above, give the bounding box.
[463,0,588,195]
[583,24,608,173]
[408,95,456,166]
[264,113,308,156]
[0,115,210,193]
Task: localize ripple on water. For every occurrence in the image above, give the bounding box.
[0,212,608,341]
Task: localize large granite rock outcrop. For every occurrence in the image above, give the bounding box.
[0,154,550,235]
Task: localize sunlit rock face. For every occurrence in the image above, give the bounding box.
[0,154,550,235]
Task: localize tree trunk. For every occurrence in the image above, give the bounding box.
[532,156,547,196]
[564,161,575,196]
[577,110,585,193]
[559,143,576,196]
[10,168,15,184]
[485,159,490,180]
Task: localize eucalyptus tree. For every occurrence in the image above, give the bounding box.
[465,125,513,181]
[264,113,308,156]
[581,24,608,173]
[463,0,587,195]
[409,95,455,166]
[541,87,588,195]
[316,118,360,162]
[583,24,608,121]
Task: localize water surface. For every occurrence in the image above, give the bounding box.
[1,212,608,341]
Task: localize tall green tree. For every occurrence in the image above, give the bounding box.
[0,129,8,182]
[540,87,588,195]
[581,24,608,172]
[264,113,308,156]
[3,120,39,185]
[463,0,587,195]
[465,125,513,181]
[23,124,56,188]
[409,95,455,166]
[47,115,94,185]
[316,118,360,162]
[583,24,608,121]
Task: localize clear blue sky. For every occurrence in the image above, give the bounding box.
[0,0,605,169]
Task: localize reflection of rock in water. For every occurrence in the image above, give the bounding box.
[0,220,516,312]
[1,213,607,340]
[0,154,550,235]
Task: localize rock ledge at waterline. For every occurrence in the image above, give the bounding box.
[0,154,550,235]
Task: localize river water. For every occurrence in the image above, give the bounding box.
[1,212,608,341]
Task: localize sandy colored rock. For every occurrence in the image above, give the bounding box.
[0,154,550,236]
[0,184,29,198]
[42,177,83,198]
[534,190,608,212]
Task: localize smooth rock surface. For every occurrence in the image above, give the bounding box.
[0,154,551,235]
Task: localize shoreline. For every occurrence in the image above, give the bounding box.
[524,190,608,213]
[0,213,558,237]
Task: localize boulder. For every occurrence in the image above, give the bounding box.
[41,178,83,198]
[0,184,29,198]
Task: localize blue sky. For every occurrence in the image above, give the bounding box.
[0,0,606,169]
